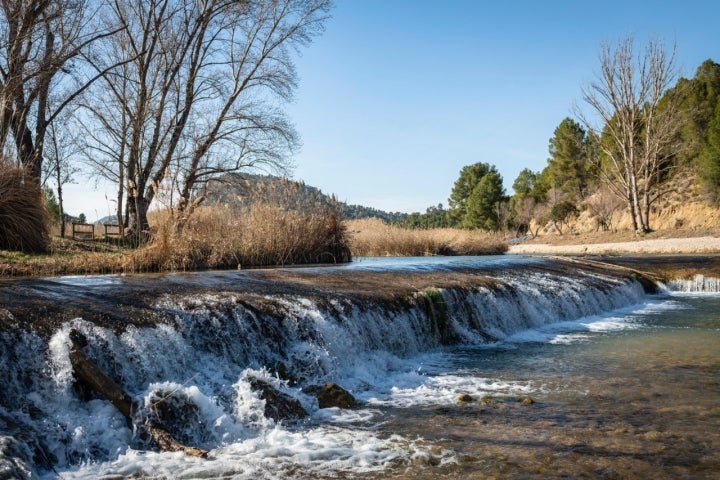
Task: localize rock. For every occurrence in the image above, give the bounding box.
[316,382,357,409]
[520,395,534,406]
[481,395,495,406]
[456,393,474,403]
[248,377,307,421]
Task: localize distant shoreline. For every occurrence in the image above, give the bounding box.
[508,236,720,255]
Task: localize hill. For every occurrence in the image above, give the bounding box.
[204,174,408,222]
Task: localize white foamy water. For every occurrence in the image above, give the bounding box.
[664,274,720,294]
[0,259,681,479]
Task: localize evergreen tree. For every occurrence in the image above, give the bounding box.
[673,59,720,167]
[44,187,61,223]
[448,162,501,225]
[699,102,720,198]
[547,117,592,201]
[461,169,505,230]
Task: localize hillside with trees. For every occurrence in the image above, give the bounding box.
[205,173,408,223]
[403,41,720,239]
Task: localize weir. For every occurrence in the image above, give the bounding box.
[0,256,713,478]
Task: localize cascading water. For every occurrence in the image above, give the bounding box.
[664,273,720,293]
[0,256,697,479]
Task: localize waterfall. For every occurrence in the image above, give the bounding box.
[0,259,650,478]
[664,274,720,293]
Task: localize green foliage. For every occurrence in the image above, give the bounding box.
[546,117,594,201]
[550,201,578,235]
[43,187,61,223]
[462,170,505,230]
[448,162,496,224]
[512,168,547,202]
[78,213,87,224]
[673,60,720,167]
[698,101,720,197]
[399,204,452,229]
[512,168,535,197]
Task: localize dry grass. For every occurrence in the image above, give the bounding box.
[1,207,510,278]
[347,218,507,256]
[128,203,351,272]
[1,203,350,277]
[0,163,51,253]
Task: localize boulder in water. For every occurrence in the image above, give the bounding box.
[248,377,307,421]
[316,382,357,409]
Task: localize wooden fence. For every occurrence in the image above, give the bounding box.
[71,223,123,240]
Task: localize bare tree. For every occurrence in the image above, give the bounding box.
[585,186,623,232]
[0,0,122,182]
[81,0,331,236]
[42,114,80,237]
[579,35,679,233]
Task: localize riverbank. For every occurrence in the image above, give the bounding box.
[509,235,720,255]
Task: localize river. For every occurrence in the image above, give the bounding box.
[0,256,718,479]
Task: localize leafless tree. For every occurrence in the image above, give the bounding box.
[0,0,122,182]
[584,185,623,232]
[579,35,679,233]
[81,0,331,235]
[42,113,80,237]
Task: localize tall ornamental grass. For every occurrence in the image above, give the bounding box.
[0,162,50,253]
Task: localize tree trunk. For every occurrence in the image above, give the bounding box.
[68,330,208,458]
[58,183,66,239]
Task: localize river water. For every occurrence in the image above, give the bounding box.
[0,256,718,479]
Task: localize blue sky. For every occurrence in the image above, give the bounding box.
[67,0,718,220]
[285,0,719,213]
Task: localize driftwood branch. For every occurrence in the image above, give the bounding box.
[68,330,208,458]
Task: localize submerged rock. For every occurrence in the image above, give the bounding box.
[457,393,474,403]
[316,382,357,409]
[248,377,307,421]
[520,396,535,406]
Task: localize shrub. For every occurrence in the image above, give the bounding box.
[550,201,579,235]
[0,162,51,253]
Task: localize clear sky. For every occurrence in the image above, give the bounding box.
[284,0,719,213]
[64,0,718,220]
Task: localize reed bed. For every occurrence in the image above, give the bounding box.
[347,218,508,256]
[0,206,509,278]
[130,203,351,272]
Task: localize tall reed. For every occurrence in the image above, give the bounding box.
[128,202,351,272]
[347,218,507,256]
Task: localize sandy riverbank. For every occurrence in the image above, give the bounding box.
[508,236,720,255]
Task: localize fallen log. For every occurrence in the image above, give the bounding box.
[69,330,208,458]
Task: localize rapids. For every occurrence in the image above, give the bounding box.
[0,256,717,479]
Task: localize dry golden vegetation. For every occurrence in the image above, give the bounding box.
[134,203,350,271]
[1,209,511,277]
[0,203,350,277]
[0,163,50,254]
[347,218,507,256]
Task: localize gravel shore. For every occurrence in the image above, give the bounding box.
[508,236,720,255]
